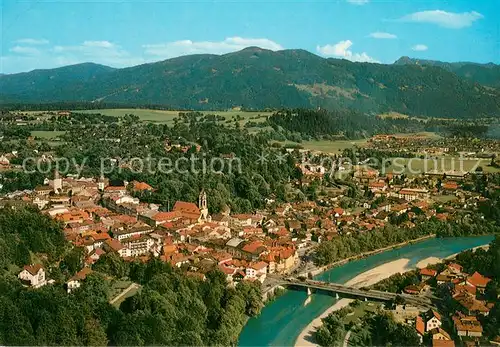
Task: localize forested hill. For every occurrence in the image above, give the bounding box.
[394,56,500,88]
[1,47,500,119]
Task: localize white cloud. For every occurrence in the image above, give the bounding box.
[51,41,146,67]
[412,44,428,51]
[316,40,379,63]
[369,32,397,39]
[346,0,369,5]
[143,37,283,57]
[9,46,41,55]
[82,40,115,48]
[400,10,483,29]
[16,38,49,45]
[2,40,150,74]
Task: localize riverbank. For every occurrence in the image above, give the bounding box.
[303,234,436,278]
[239,235,496,347]
[293,241,493,346]
[294,258,411,346]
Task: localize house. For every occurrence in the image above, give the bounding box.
[466,271,492,294]
[404,283,429,295]
[18,264,47,288]
[130,181,154,192]
[219,264,237,284]
[424,310,442,332]
[454,292,490,316]
[398,188,429,202]
[121,235,155,257]
[420,268,438,281]
[241,241,268,261]
[66,267,92,293]
[104,239,131,258]
[245,261,268,283]
[104,185,127,196]
[415,316,425,344]
[432,340,455,347]
[442,181,459,191]
[149,211,181,226]
[87,247,106,264]
[452,313,483,338]
[332,207,344,218]
[231,214,254,227]
[0,155,10,168]
[430,327,452,341]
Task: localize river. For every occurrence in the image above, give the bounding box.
[238,235,495,346]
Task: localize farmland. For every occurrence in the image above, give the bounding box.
[30,131,66,139]
[78,108,273,125]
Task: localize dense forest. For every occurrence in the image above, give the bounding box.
[2,48,500,118]
[1,111,303,213]
[0,207,263,346]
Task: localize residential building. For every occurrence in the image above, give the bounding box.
[18,264,47,288]
[66,267,92,293]
[425,310,442,332]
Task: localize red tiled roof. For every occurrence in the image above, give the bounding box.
[430,310,442,321]
[448,263,463,272]
[105,186,126,192]
[23,264,43,276]
[250,261,268,270]
[416,316,425,336]
[333,207,344,215]
[153,211,180,222]
[105,238,124,251]
[173,201,200,219]
[131,181,154,191]
[420,268,438,277]
[70,267,92,281]
[242,241,266,254]
[432,339,455,347]
[467,271,492,288]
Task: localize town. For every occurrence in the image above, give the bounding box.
[1,110,499,346]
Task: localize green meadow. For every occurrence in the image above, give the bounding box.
[78,108,272,125]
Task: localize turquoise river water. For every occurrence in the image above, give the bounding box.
[238,235,495,346]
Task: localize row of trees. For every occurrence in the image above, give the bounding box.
[314,217,500,266]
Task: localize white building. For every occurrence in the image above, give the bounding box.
[66,267,92,293]
[18,264,47,288]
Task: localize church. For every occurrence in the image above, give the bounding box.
[172,190,209,223]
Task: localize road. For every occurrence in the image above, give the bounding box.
[109,283,140,305]
[343,330,352,347]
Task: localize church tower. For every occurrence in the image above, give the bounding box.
[199,189,209,221]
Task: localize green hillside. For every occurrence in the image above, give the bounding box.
[394,56,500,88]
[1,47,500,119]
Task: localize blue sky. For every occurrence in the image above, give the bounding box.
[1,0,499,73]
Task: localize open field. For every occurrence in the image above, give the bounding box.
[392,131,441,139]
[276,132,439,154]
[30,131,66,139]
[78,109,273,125]
[277,139,369,153]
[385,157,499,175]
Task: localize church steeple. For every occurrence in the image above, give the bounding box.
[199,189,209,221]
[199,189,207,210]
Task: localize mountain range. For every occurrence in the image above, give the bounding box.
[1,47,499,119]
[394,56,500,89]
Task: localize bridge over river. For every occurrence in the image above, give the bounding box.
[275,277,436,308]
